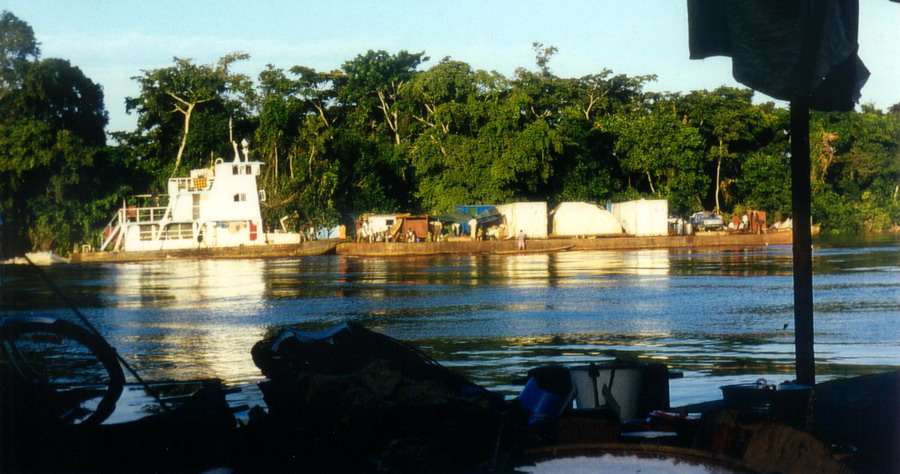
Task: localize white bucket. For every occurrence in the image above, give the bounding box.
[570,363,645,421]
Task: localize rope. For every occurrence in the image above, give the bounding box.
[24,255,172,413]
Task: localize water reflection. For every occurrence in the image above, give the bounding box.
[101,260,269,384]
[1,236,897,406]
[109,259,266,310]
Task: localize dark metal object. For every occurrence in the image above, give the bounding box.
[790,102,815,386]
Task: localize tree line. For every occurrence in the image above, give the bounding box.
[2,11,898,256]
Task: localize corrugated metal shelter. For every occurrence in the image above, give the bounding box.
[610,200,668,236]
[495,202,548,239]
[399,215,429,241]
[549,202,623,237]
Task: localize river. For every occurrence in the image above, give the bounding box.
[2,234,898,406]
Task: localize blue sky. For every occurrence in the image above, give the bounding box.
[5,0,899,133]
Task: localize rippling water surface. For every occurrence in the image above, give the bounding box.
[2,234,898,405]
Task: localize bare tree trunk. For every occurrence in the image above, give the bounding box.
[313,102,330,127]
[377,90,401,145]
[166,92,211,178]
[714,138,723,214]
[171,103,194,178]
[646,172,655,194]
[582,88,607,120]
[715,155,722,214]
[289,152,294,180]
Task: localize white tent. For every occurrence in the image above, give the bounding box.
[550,202,623,237]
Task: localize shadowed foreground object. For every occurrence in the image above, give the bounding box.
[688,0,871,386]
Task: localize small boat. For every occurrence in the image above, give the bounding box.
[491,244,575,255]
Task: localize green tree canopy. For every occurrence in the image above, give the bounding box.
[0,11,124,254]
[0,10,40,99]
[125,53,253,184]
[604,99,706,214]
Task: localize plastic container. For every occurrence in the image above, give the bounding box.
[570,362,645,421]
[518,365,575,425]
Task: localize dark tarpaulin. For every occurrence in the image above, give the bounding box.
[687,0,869,111]
[433,210,472,224]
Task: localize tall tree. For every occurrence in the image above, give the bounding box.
[8,58,108,145]
[604,99,706,214]
[332,50,428,212]
[254,64,341,229]
[125,53,252,181]
[550,71,655,203]
[0,10,40,99]
[811,106,900,231]
[336,50,428,146]
[680,87,773,214]
[0,12,118,254]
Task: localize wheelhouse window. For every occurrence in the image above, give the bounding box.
[233,193,246,202]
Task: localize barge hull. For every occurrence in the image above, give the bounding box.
[70,241,338,263]
[336,231,793,257]
[69,232,791,262]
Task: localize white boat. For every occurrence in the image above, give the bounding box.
[97,140,309,255]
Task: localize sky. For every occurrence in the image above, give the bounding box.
[4,0,899,134]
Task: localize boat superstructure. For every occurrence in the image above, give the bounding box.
[101,142,301,252]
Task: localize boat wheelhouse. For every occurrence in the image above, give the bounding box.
[101,142,301,252]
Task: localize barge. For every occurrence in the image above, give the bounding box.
[335,230,794,257]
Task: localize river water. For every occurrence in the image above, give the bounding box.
[2,234,898,406]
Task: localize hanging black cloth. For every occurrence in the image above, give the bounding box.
[687,1,870,111]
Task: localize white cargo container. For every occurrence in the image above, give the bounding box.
[495,202,548,239]
[610,199,668,236]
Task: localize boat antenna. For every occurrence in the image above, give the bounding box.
[23,255,173,413]
[229,117,240,163]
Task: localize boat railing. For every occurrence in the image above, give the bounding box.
[122,206,169,223]
[170,176,215,193]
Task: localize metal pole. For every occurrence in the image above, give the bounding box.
[790,100,815,385]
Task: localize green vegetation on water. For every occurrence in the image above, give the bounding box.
[2,12,898,256]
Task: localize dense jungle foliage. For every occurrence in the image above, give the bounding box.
[2,12,898,255]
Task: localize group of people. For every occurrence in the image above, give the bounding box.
[727,211,767,233]
[355,217,528,249]
[298,225,318,242]
[355,220,421,243]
